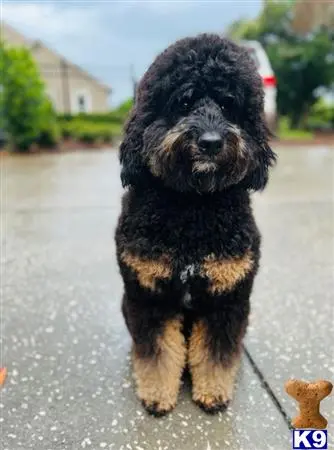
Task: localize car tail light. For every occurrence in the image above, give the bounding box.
[263,75,277,87]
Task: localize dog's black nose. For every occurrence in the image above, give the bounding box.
[198,132,222,155]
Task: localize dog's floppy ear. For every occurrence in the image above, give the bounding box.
[119,108,146,187]
[243,141,277,191]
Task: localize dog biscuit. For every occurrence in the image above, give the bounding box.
[285,379,333,429]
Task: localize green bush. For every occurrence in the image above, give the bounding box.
[36,100,61,148]
[58,121,72,139]
[58,120,122,144]
[0,41,60,151]
[307,99,334,131]
[36,121,61,148]
[278,116,313,140]
[113,98,133,117]
[58,98,133,126]
[59,112,124,124]
[78,127,98,144]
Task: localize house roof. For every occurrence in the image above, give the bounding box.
[2,22,111,93]
[31,39,111,93]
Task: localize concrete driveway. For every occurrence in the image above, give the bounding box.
[1,147,333,450]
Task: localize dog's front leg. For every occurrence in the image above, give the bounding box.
[123,294,186,416]
[133,315,186,416]
[188,305,249,414]
[119,248,186,416]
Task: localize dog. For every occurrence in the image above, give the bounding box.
[115,34,276,416]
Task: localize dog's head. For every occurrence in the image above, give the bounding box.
[120,34,276,193]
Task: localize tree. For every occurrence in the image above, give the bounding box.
[114,98,133,116]
[228,2,293,44]
[227,1,334,128]
[267,29,334,127]
[0,41,59,151]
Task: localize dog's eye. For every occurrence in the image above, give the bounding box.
[220,96,234,111]
[182,100,190,111]
[178,95,193,113]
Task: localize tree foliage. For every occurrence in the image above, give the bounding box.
[113,98,133,117]
[0,41,59,151]
[228,1,334,128]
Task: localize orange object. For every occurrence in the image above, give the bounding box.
[0,367,7,387]
[285,379,333,429]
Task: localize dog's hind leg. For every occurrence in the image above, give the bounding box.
[122,295,186,416]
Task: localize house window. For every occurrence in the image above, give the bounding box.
[78,95,86,112]
[72,89,92,113]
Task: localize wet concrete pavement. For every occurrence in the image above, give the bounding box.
[1,147,333,450]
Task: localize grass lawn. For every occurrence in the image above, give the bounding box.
[278,117,314,141]
[278,128,314,140]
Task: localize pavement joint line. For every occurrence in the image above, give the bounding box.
[243,345,292,429]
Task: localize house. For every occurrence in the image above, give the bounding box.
[261,0,334,33]
[2,22,111,114]
[291,0,334,33]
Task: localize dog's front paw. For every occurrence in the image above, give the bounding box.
[137,381,179,417]
[193,392,230,414]
[141,395,176,417]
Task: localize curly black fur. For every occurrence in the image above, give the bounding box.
[115,34,276,416]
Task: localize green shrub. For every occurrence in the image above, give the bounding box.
[78,127,98,144]
[278,116,313,140]
[307,99,334,131]
[113,98,133,118]
[58,120,76,139]
[36,121,61,148]
[58,112,125,124]
[0,42,60,151]
[35,100,60,148]
[108,122,123,137]
[58,120,122,144]
[75,123,112,144]
[57,98,133,126]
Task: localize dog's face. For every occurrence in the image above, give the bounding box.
[142,94,253,193]
[120,34,276,193]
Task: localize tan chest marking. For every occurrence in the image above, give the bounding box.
[121,251,172,291]
[200,251,254,294]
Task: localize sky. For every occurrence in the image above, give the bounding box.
[2,0,262,106]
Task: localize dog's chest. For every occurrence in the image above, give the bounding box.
[122,188,256,259]
[177,248,253,308]
[179,263,198,308]
[157,208,253,264]
[118,190,260,306]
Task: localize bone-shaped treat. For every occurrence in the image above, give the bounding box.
[285,379,333,429]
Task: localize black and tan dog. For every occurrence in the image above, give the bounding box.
[115,34,276,416]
